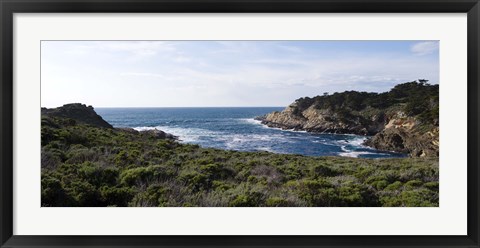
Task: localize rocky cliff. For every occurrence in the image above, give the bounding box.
[41,103,177,140]
[257,81,439,157]
[42,103,113,128]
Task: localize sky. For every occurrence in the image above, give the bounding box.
[41,40,439,108]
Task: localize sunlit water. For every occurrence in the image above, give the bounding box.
[96,107,406,158]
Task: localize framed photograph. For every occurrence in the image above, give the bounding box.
[1,0,479,247]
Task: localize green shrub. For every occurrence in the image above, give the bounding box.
[212,180,232,191]
[311,164,338,177]
[265,197,291,207]
[129,185,168,207]
[381,189,438,207]
[385,181,403,191]
[371,180,389,190]
[99,186,134,206]
[424,181,439,190]
[179,171,210,191]
[229,192,264,207]
[64,180,99,206]
[120,167,154,186]
[404,179,423,189]
[200,163,234,180]
[41,176,73,206]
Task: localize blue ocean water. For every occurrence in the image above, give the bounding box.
[95,107,406,158]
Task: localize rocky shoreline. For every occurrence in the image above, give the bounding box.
[256,82,439,157]
[254,106,384,136]
[256,110,438,157]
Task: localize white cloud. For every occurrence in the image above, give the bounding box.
[277,45,303,53]
[251,59,308,66]
[120,72,186,82]
[173,56,192,63]
[41,41,439,107]
[411,41,439,56]
[63,41,177,59]
[99,41,175,55]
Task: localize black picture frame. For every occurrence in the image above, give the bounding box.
[1,0,479,247]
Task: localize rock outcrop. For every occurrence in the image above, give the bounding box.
[364,126,439,157]
[117,127,178,140]
[257,103,384,135]
[42,104,177,140]
[139,129,178,140]
[257,81,439,157]
[42,103,113,128]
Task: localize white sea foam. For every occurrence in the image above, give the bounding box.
[257,124,309,134]
[133,126,157,131]
[339,151,376,158]
[241,118,309,134]
[256,147,274,152]
[336,136,368,147]
[284,129,308,133]
[337,137,374,158]
[223,133,291,149]
[240,118,262,125]
[349,137,368,146]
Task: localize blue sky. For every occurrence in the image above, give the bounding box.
[41,41,439,107]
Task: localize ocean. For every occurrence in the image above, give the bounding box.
[95,107,406,158]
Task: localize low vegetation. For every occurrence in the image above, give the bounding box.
[41,114,439,207]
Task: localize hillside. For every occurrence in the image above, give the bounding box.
[42,103,114,128]
[41,104,438,207]
[256,81,439,157]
